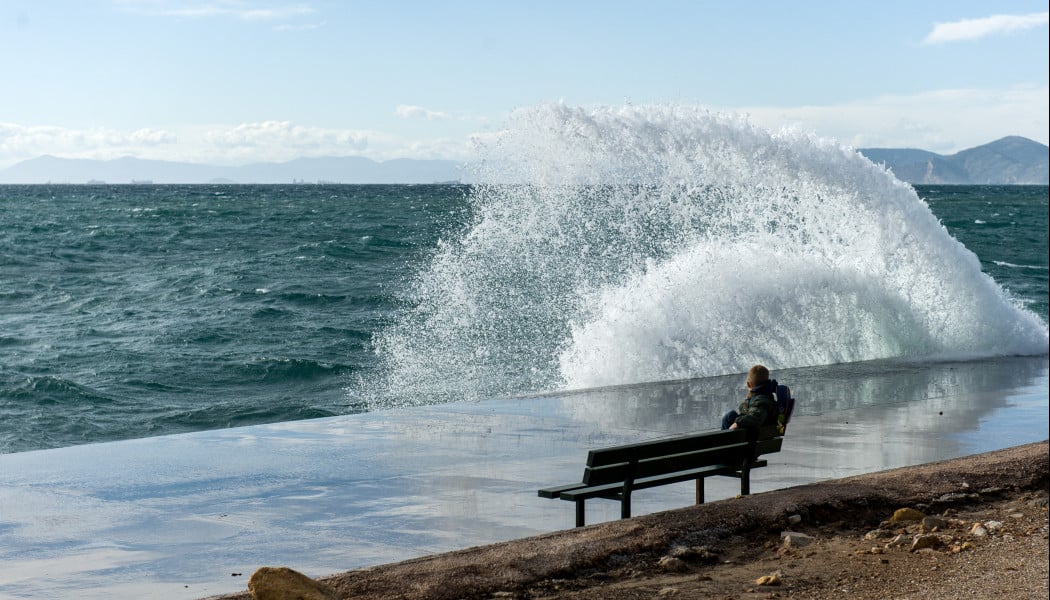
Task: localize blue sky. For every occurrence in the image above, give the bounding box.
[1,0,1047,168]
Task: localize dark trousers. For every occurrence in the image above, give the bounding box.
[721,410,739,430]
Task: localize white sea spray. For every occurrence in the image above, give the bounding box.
[363,103,1049,407]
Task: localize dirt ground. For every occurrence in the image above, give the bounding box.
[211,441,1049,600]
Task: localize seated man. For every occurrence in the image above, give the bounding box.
[721,365,778,430]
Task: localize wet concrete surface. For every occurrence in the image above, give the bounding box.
[0,355,1047,599]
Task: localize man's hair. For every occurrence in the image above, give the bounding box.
[747,365,770,387]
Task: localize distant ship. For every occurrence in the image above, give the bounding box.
[130,179,153,185]
[86,179,106,185]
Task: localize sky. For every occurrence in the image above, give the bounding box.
[1,0,1048,169]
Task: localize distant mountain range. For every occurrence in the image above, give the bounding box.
[0,155,467,185]
[858,136,1048,185]
[1,136,1046,184]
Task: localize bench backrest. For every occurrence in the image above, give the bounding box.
[583,426,782,486]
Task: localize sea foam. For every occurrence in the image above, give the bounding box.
[364,103,1049,406]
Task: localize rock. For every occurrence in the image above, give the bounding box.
[935,492,974,503]
[921,516,948,532]
[787,514,803,525]
[885,534,910,548]
[248,567,340,600]
[667,545,718,563]
[890,508,926,522]
[667,545,689,558]
[657,556,689,573]
[911,535,942,552]
[984,520,1004,532]
[864,529,894,540]
[781,531,814,548]
[657,587,679,596]
[970,523,989,537]
[755,571,782,586]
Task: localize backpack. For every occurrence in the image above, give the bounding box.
[772,380,795,435]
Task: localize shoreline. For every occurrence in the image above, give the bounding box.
[207,440,1049,599]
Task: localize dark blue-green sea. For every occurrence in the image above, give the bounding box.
[2,108,1048,455]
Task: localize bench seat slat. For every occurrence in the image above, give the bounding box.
[560,459,769,501]
[584,442,753,485]
[537,482,587,499]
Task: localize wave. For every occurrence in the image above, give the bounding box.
[353,103,1049,408]
[235,358,351,382]
[993,260,1049,270]
[6,375,119,405]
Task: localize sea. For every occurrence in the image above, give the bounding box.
[2,105,1048,455]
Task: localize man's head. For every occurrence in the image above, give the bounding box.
[746,364,770,389]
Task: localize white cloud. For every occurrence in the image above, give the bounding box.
[118,1,315,22]
[0,123,178,165]
[735,84,1049,154]
[0,119,481,168]
[130,128,178,145]
[923,11,1049,44]
[273,21,324,31]
[205,120,369,151]
[395,105,452,120]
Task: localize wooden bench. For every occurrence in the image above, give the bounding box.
[538,425,783,527]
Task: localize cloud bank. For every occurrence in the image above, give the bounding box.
[0,120,474,168]
[3,85,1047,169]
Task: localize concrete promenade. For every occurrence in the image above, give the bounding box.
[1,356,1046,599]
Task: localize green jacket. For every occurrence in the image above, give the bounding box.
[734,392,777,429]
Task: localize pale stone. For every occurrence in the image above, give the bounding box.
[970,523,989,537]
[984,520,1004,532]
[886,534,910,548]
[668,545,718,563]
[787,514,802,525]
[911,535,942,552]
[657,556,689,573]
[248,566,339,600]
[864,528,894,540]
[781,531,814,548]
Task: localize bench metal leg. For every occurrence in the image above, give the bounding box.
[696,478,704,504]
[575,499,586,527]
[622,489,632,520]
[740,467,751,496]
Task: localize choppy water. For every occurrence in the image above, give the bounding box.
[0,184,468,452]
[2,105,1047,454]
